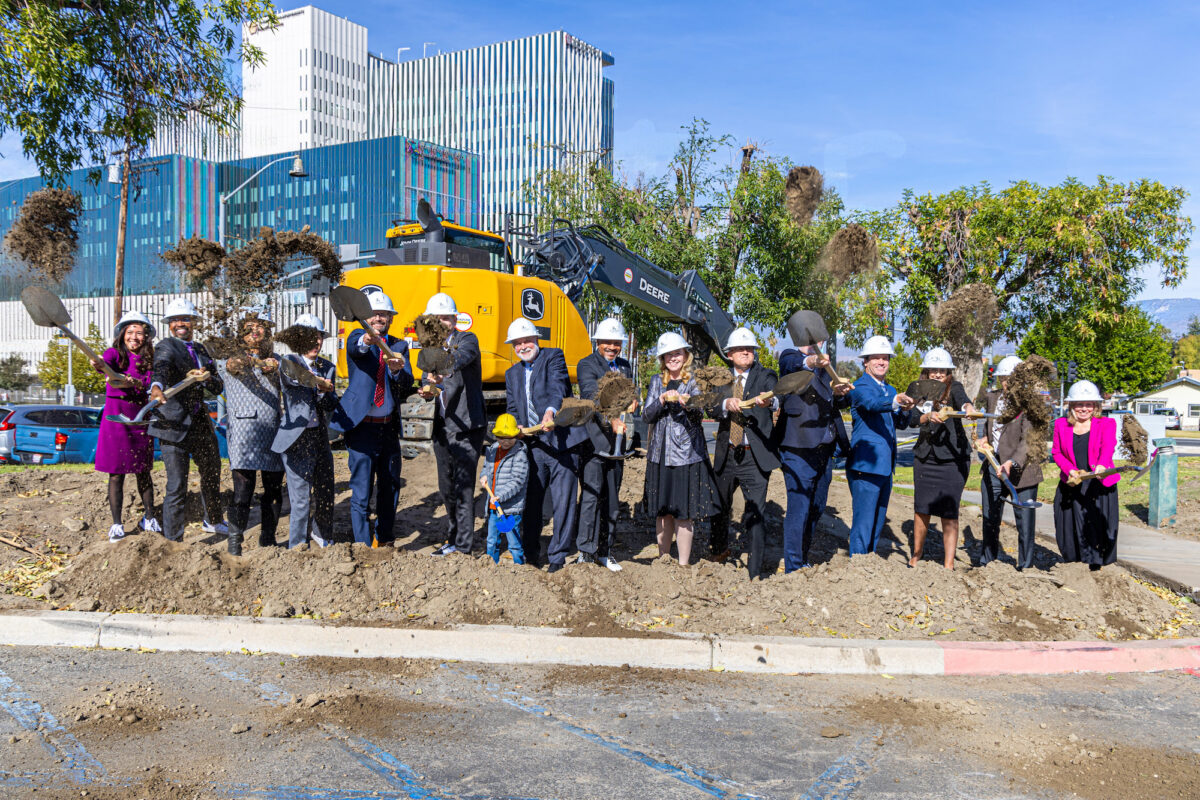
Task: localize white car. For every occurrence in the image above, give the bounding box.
[1153,407,1181,430]
[0,406,14,462]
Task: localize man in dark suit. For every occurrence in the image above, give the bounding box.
[330,290,414,546]
[416,292,486,556]
[148,298,226,543]
[272,313,339,549]
[504,317,587,571]
[774,311,852,572]
[575,318,635,571]
[709,327,779,578]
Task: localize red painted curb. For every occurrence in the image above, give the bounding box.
[939,638,1200,675]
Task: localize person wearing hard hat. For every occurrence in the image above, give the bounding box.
[503,317,588,571]
[574,317,636,572]
[1051,379,1120,569]
[904,347,976,569]
[90,310,159,543]
[480,414,530,564]
[330,289,414,546]
[708,327,778,578]
[271,313,339,549]
[416,293,487,557]
[845,335,915,557]
[147,298,228,544]
[775,310,853,572]
[977,356,1042,569]
[643,331,721,566]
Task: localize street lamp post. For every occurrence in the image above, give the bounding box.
[218,155,307,249]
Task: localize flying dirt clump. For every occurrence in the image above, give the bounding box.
[595,372,639,417]
[3,188,84,284]
[930,283,999,350]
[161,236,226,291]
[414,315,450,350]
[274,323,324,356]
[785,165,824,227]
[694,365,734,393]
[999,355,1057,453]
[818,223,879,284]
[207,311,275,373]
[1121,415,1149,466]
[164,225,343,294]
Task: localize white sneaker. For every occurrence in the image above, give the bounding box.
[601,556,623,572]
[108,524,127,543]
[202,520,229,535]
[139,517,162,534]
[311,534,330,548]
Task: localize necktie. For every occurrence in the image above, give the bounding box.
[185,341,199,367]
[525,363,537,427]
[610,360,619,371]
[730,374,745,447]
[374,350,386,407]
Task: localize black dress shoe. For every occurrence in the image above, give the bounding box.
[547,562,564,574]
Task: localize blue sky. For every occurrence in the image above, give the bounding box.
[3,1,1197,300]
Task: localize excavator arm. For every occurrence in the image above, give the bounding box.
[523,220,736,362]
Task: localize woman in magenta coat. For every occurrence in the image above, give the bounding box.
[1051,380,1119,569]
[91,311,158,543]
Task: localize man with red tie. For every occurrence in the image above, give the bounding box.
[330,290,414,545]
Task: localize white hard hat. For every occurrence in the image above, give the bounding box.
[424,292,457,316]
[242,306,272,325]
[592,318,627,341]
[294,313,325,334]
[505,317,540,343]
[655,331,691,357]
[920,347,954,370]
[1066,380,1102,403]
[860,335,895,358]
[163,298,198,321]
[994,355,1022,378]
[724,327,759,351]
[364,290,395,315]
[113,310,155,340]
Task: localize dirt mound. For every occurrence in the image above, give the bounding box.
[596,372,638,416]
[2,188,83,284]
[1121,415,1149,465]
[785,165,823,227]
[818,223,879,284]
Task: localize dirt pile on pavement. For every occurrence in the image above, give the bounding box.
[2,187,84,284]
[818,223,879,284]
[785,165,823,227]
[2,454,1194,643]
[1121,415,1150,465]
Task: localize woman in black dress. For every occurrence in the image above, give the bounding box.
[906,347,975,569]
[1052,380,1120,569]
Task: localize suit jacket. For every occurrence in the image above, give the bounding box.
[713,362,780,473]
[505,347,587,452]
[1052,415,1120,487]
[978,390,1044,489]
[773,348,850,454]
[272,354,338,454]
[329,329,413,433]
[147,336,224,443]
[846,373,910,476]
[429,330,486,434]
[576,350,634,452]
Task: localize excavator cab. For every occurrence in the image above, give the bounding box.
[379,200,516,273]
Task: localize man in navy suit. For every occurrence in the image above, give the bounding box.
[504,317,587,571]
[272,314,339,549]
[846,336,914,556]
[330,290,414,546]
[774,311,852,572]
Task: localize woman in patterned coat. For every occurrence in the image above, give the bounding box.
[215,312,285,555]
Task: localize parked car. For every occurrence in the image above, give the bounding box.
[0,405,102,465]
[0,405,13,462]
[1153,407,1181,430]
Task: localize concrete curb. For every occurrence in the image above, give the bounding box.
[4,610,1200,676]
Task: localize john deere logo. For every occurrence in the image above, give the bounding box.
[521,289,545,321]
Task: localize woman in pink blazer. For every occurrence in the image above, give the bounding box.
[1051,380,1119,569]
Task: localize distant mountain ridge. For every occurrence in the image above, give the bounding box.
[1136,297,1200,337]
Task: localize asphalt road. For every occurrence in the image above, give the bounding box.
[2,647,1198,799]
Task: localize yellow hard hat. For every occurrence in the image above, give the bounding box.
[492,413,520,438]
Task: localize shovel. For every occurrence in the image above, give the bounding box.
[278,356,322,390]
[105,370,209,426]
[785,310,850,386]
[934,408,999,421]
[21,286,125,383]
[1067,451,1158,487]
[974,441,1042,509]
[739,369,815,409]
[329,285,399,360]
[481,481,519,534]
[520,403,596,435]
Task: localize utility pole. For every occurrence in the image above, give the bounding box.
[112,142,132,327]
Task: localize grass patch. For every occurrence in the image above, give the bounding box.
[0,462,95,474]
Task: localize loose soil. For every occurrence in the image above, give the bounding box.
[0,454,1195,643]
[2,187,83,284]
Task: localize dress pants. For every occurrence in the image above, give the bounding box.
[847,468,893,556]
[576,453,622,558]
[779,444,834,571]
[710,448,770,576]
[281,425,335,548]
[345,421,402,545]
[979,467,1038,569]
[159,416,224,542]
[433,425,485,552]
[521,442,579,567]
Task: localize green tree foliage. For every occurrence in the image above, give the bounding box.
[37,324,107,394]
[1186,316,1200,338]
[1017,308,1175,395]
[885,344,923,394]
[0,353,33,390]
[836,360,863,382]
[1176,334,1200,371]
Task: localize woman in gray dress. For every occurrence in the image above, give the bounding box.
[216,312,285,555]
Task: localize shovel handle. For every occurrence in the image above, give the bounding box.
[359,325,398,360]
[1067,465,1134,487]
[738,390,775,410]
[60,326,124,383]
[520,423,549,435]
[822,361,850,386]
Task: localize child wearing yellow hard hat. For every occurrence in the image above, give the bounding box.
[480,414,530,564]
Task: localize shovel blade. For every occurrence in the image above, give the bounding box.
[329,285,374,323]
[774,369,815,397]
[786,310,828,347]
[21,286,70,328]
[494,515,519,533]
